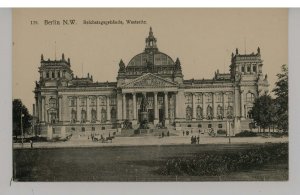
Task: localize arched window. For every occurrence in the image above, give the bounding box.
[91,109,97,123]
[196,106,203,120]
[81,110,87,123]
[52,72,55,78]
[253,65,257,72]
[101,108,107,123]
[71,109,77,123]
[49,98,56,108]
[227,106,233,119]
[111,107,117,123]
[49,112,57,124]
[57,71,60,78]
[46,71,49,78]
[247,65,251,72]
[207,105,213,120]
[186,106,192,121]
[247,107,253,119]
[246,93,255,102]
[90,97,96,107]
[241,66,245,72]
[70,98,76,107]
[217,105,223,119]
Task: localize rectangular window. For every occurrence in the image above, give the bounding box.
[80,98,86,107]
[217,94,223,103]
[227,94,233,102]
[218,124,223,128]
[208,124,212,128]
[196,95,202,104]
[90,98,96,107]
[186,95,192,104]
[206,94,212,103]
[70,99,76,107]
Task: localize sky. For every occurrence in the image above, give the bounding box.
[12,8,288,114]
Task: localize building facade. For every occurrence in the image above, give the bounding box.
[33,28,269,138]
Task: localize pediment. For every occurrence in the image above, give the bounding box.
[122,73,178,89]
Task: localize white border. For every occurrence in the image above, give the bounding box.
[1,1,300,7]
[0,8,300,195]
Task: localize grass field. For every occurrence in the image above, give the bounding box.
[13,143,288,181]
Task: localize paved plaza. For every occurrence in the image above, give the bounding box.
[13,134,288,149]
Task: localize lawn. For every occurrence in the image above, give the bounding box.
[13,143,288,181]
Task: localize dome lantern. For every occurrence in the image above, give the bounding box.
[145,27,158,53]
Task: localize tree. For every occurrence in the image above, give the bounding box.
[250,95,275,133]
[12,99,32,138]
[272,64,288,131]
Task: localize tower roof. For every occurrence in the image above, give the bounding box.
[145,27,158,53]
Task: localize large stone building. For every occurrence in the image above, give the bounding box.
[33,27,269,138]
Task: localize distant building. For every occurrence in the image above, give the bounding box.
[33,27,269,137]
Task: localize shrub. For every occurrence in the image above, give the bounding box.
[158,143,288,176]
[217,130,226,135]
[235,130,257,137]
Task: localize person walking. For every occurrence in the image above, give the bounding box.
[197,135,200,144]
[30,139,33,148]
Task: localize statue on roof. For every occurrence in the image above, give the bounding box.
[118,59,125,72]
[175,58,182,70]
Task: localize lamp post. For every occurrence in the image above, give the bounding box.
[228,119,231,144]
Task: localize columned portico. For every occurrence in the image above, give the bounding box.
[122,93,126,120]
[154,92,158,124]
[132,93,137,125]
[119,90,178,126]
[106,96,111,123]
[164,92,169,125]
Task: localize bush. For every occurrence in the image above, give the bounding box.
[235,130,257,137]
[158,143,288,176]
[217,130,226,135]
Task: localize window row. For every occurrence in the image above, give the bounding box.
[185,105,234,121]
[70,108,116,123]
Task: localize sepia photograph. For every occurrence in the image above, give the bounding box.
[12,8,288,182]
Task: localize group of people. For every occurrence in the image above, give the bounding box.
[161,131,170,138]
[191,135,200,144]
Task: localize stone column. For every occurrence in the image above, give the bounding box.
[77,97,81,122]
[154,92,159,125]
[154,92,159,124]
[117,93,123,123]
[132,93,137,125]
[213,93,217,119]
[240,90,244,119]
[164,92,169,125]
[222,92,226,118]
[86,96,90,122]
[58,95,62,122]
[122,93,126,120]
[95,96,98,121]
[192,93,196,121]
[202,93,206,119]
[106,96,111,123]
[41,96,45,122]
[175,92,179,119]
